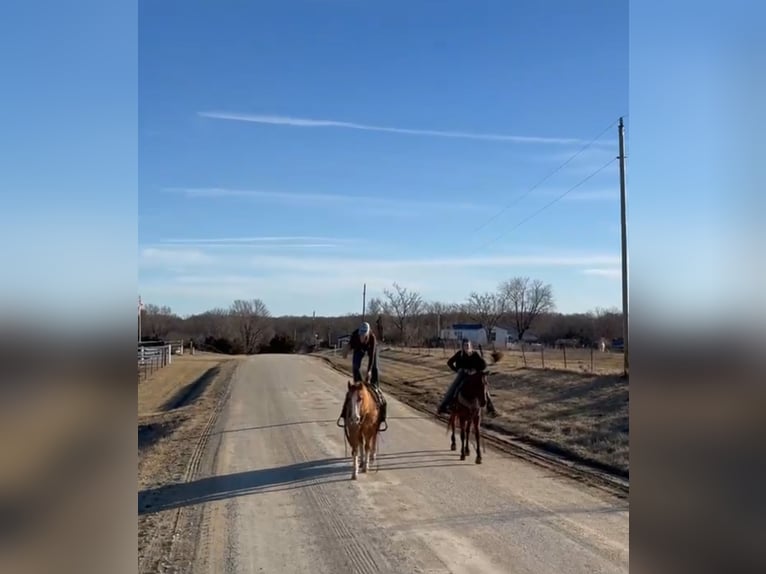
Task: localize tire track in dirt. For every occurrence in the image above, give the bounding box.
[289,430,388,574]
[138,361,237,574]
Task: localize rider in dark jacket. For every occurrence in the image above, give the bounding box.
[437,339,497,416]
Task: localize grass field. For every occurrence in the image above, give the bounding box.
[138,352,241,572]
[322,347,628,476]
[392,345,626,375]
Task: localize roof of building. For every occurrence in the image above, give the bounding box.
[450,323,484,330]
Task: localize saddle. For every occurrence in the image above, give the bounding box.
[363,381,383,403]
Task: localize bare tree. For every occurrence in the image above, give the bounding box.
[229,299,271,354]
[201,307,234,340]
[142,303,177,339]
[464,291,508,343]
[366,297,383,318]
[500,277,555,341]
[590,306,623,341]
[382,282,424,344]
[419,301,449,340]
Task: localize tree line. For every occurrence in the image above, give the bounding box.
[139,276,623,355]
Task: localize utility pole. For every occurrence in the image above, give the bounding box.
[312,311,316,341]
[618,117,629,378]
[138,295,144,343]
[362,283,367,321]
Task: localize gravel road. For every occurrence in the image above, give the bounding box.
[153,354,628,574]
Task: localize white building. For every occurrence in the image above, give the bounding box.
[489,326,508,346]
[440,323,488,346]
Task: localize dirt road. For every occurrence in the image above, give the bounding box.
[143,355,628,573]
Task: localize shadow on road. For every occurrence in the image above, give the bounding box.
[173,416,426,442]
[139,450,465,515]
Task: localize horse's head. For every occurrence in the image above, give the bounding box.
[346,380,364,425]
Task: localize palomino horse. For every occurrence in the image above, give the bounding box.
[446,370,489,464]
[343,379,381,480]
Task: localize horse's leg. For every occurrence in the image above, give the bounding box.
[448,413,457,451]
[360,432,368,473]
[474,413,482,464]
[459,418,467,461]
[464,418,471,458]
[351,436,359,480]
[464,413,471,456]
[370,429,378,462]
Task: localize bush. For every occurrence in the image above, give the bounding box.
[199,336,243,355]
[258,334,296,354]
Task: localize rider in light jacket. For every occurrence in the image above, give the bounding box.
[339,322,387,429]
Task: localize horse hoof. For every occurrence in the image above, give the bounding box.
[475,457,482,465]
[352,474,358,480]
[460,454,466,461]
[450,444,456,451]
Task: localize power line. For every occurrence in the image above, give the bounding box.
[478,156,618,250]
[473,117,621,235]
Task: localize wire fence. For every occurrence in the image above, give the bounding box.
[137,340,185,381]
[388,342,625,375]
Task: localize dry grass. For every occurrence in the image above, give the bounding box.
[322,347,628,475]
[137,352,241,571]
[138,352,239,416]
[393,345,626,375]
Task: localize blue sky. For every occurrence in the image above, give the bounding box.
[138,0,629,317]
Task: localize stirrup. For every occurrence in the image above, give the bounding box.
[378,420,388,432]
[336,416,345,427]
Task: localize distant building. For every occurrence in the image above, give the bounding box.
[489,326,509,346]
[440,323,488,346]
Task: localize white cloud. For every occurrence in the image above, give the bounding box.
[159,235,350,244]
[139,247,213,267]
[139,251,627,315]
[197,111,605,146]
[581,268,622,279]
[162,187,483,214]
[246,253,622,273]
[140,246,621,272]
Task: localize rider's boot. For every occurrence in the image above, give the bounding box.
[437,390,453,415]
[378,399,388,429]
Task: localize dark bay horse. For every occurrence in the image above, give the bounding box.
[343,379,381,480]
[446,370,489,464]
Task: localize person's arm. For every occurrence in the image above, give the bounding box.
[447,351,460,372]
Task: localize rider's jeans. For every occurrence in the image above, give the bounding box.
[439,369,466,409]
[352,349,380,388]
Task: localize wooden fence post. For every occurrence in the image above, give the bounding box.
[590,347,594,372]
[541,347,545,369]
[563,346,567,369]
